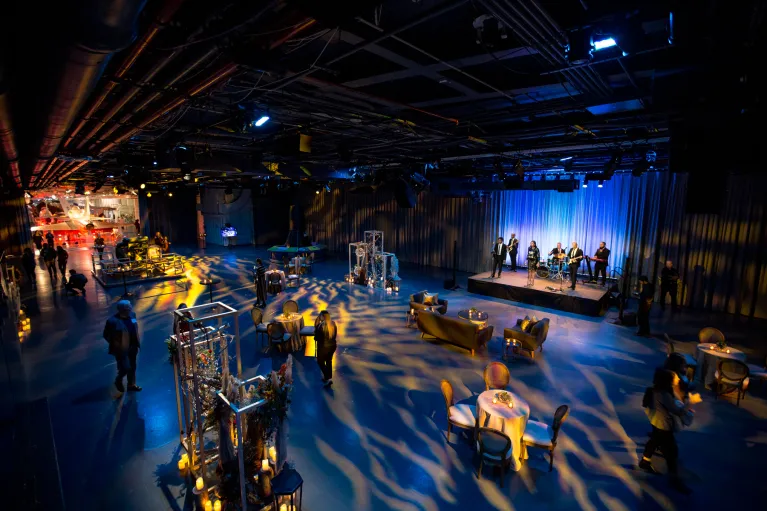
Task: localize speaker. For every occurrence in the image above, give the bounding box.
[393,178,417,208]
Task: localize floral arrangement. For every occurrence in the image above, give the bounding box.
[716,338,727,350]
[492,391,514,408]
[247,356,294,439]
[469,307,478,314]
[165,336,178,364]
[390,254,400,279]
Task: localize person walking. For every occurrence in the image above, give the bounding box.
[639,368,693,494]
[103,300,142,392]
[254,258,267,308]
[41,243,58,279]
[56,245,69,282]
[32,231,44,251]
[22,247,37,288]
[315,310,338,386]
[45,230,55,247]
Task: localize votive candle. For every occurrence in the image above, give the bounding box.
[280,504,288,511]
[268,446,277,463]
[177,459,187,471]
[213,500,222,511]
[195,477,204,491]
[204,501,212,511]
[261,459,269,472]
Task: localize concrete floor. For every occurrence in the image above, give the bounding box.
[7,245,767,510]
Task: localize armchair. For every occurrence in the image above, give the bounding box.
[409,290,448,315]
[503,318,550,359]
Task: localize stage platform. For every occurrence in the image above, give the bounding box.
[468,270,611,316]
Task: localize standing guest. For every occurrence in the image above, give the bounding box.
[637,275,654,337]
[115,238,128,260]
[45,230,55,247]
[103,300,142,392]
[94,234,106,259]
[315,310,338,386]
[526,240,540,287]
[254,258,267,308]
[567,242,584,290]
[660,260,680,312]
[134,218,140,233]
[490,236,507,279]
[41,243,58,279]
[65,270,88,295]
[507,233,519,271]
[56,245,69,282]
[32,231,44,251]
[639,368,693,494]
[173,303,193,337]
[22,247,37,288]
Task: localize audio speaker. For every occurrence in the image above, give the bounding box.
[393,178,416,208]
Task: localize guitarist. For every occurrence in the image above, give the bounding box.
[586,241,611,286]
[567,242,584,290]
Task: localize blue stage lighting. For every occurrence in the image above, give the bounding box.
[593,38,617,50]
[253,115,270,127]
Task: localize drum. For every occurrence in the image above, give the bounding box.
[536,266,549,279]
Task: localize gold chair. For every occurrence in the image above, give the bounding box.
[251,306,269,346]
[476,428,512,487]
[440,379,476,442]
[267,322,291,353]
[715,360,750,406]
[283,300,299,315]
[483,362,510,391]
[521,404,569,472]
[698,327,725,345]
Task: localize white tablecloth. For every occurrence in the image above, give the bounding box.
[273,312,305,352]
[476,390,530,471]
[696,343,747,386]
[265,269,286,289]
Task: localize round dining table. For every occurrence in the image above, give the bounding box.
[696,343,747,387]
[273,312,305,352]
[476,390,530,471]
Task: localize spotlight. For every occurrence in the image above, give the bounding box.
[582,182,588,188]
[140,183,146,189]
[147,192,152,197]
[324,184,331,193]
[560,156,573,161]
[593,37,617,50]
[252,115,270,127]
[598,180,604,188]
[183,173,191,181]
[84,190,91,195]
[153,161,158,166]
[315,190,320,194]
[168,192,173,197]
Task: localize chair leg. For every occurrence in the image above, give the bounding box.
[549,449,554,472]
[499,461,505,488]
[447,423,451,441]
[477,458,483,481]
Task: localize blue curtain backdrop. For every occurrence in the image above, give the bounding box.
[306,172,767,319]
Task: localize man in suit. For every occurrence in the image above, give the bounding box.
[507,233,519,271]
[491,236,507,278]
[568,241,584,290]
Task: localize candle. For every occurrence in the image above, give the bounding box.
[177,459,187,471]
[492,397,497,404]
[181,453,189,462]
[268,446,277,463]
[213,500,222,511]
[508,402,513,408]
[261,459,269,472]
[204,501,212,511]
[195,477,204,491]
[280,505,288,511]
[726,349,730,354]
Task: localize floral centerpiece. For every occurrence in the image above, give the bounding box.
[716,338,727,350]
[492,391,514,408]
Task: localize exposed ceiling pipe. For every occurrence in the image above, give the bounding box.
[269,19,316,50]
[53,161,88,185]
[64,0,188,147]
[0,65,22,189]
[28,0,149,189]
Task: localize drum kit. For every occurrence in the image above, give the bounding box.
[536,255,568,280]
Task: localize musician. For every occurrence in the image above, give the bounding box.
[549,242,566,271]
[490,237,507,278]
[507,233,519,271]
[586,242,610,286]
[660,260,680,312]
[567,242,584,290]
[526,240,540,286]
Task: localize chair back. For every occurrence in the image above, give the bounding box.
[283,300,299,314]
[267,322,286,340]
[269,272,281,283]
[477,428,511,460]
[530,318,549,342]
[483,362,510,391]
[699,327,725,345]
[551,404,570,444]
[440,379,454,413]
[718,359,749,383]
[251,307,263,326]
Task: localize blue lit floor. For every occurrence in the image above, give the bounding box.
[12,246,767,510]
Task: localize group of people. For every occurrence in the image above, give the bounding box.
[491,236,611,290]
[20,243,88,295]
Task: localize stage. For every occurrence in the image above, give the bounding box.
[468,270,611,317]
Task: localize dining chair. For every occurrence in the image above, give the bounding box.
[746,355,767,391]
[440,379,476,442]
[476,427,512,487]
[521,404,569,472]
[664,333,698,380]
[267,322,291,353]
[715,359,750,406]
[251,306,269,346]
[483,362,510,391]
[283,300,299,315]
[698,327,725,345]
[268,272,282,294]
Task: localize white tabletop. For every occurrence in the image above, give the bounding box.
[476,390,530,471]
[696,343,747,386]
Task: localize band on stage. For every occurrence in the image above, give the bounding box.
[491,236,611,290]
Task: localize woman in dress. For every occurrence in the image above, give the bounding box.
[526,240,540,287]
[315,311,338,386]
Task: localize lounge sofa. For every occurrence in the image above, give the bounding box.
[409,290,448,315]
[503,318,550,359]
[417,310,493,356]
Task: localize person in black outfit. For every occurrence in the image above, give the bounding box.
[94,234,105,259]
[103,300,142,392]
[567,242,584,290]
[660,260,680,312]
[41,243,57,279]
[490,237,507,278]
[637,275,654,336]
[507,233,519,271]
[526,240,540,286]
[254,258,267,307]
[22,247,37,287]
[587,242,610,285]
[45,231,55,247]
[66,270,88,295]
[56,245,68,282]
[32,232,44,251]
[315,311,338,386]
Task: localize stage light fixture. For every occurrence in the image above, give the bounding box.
[598,180,604,188]
[252,115,270,127]
[315,190,320,194]
[324,184,331,193]
[593,37,617,50]
[147,192,152,197]
[140,183,146,189]
[168,192,173,197]
[582,182,588,188]
[153,161,158,166]
[560,156,573,161]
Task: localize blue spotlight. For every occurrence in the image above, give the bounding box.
[253,115,270,127]
[593,38,617,51]
[560,156,573,161]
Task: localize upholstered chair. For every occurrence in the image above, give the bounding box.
[483,362,510,391]
[440,379,476,442]
[521,405,570,472]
